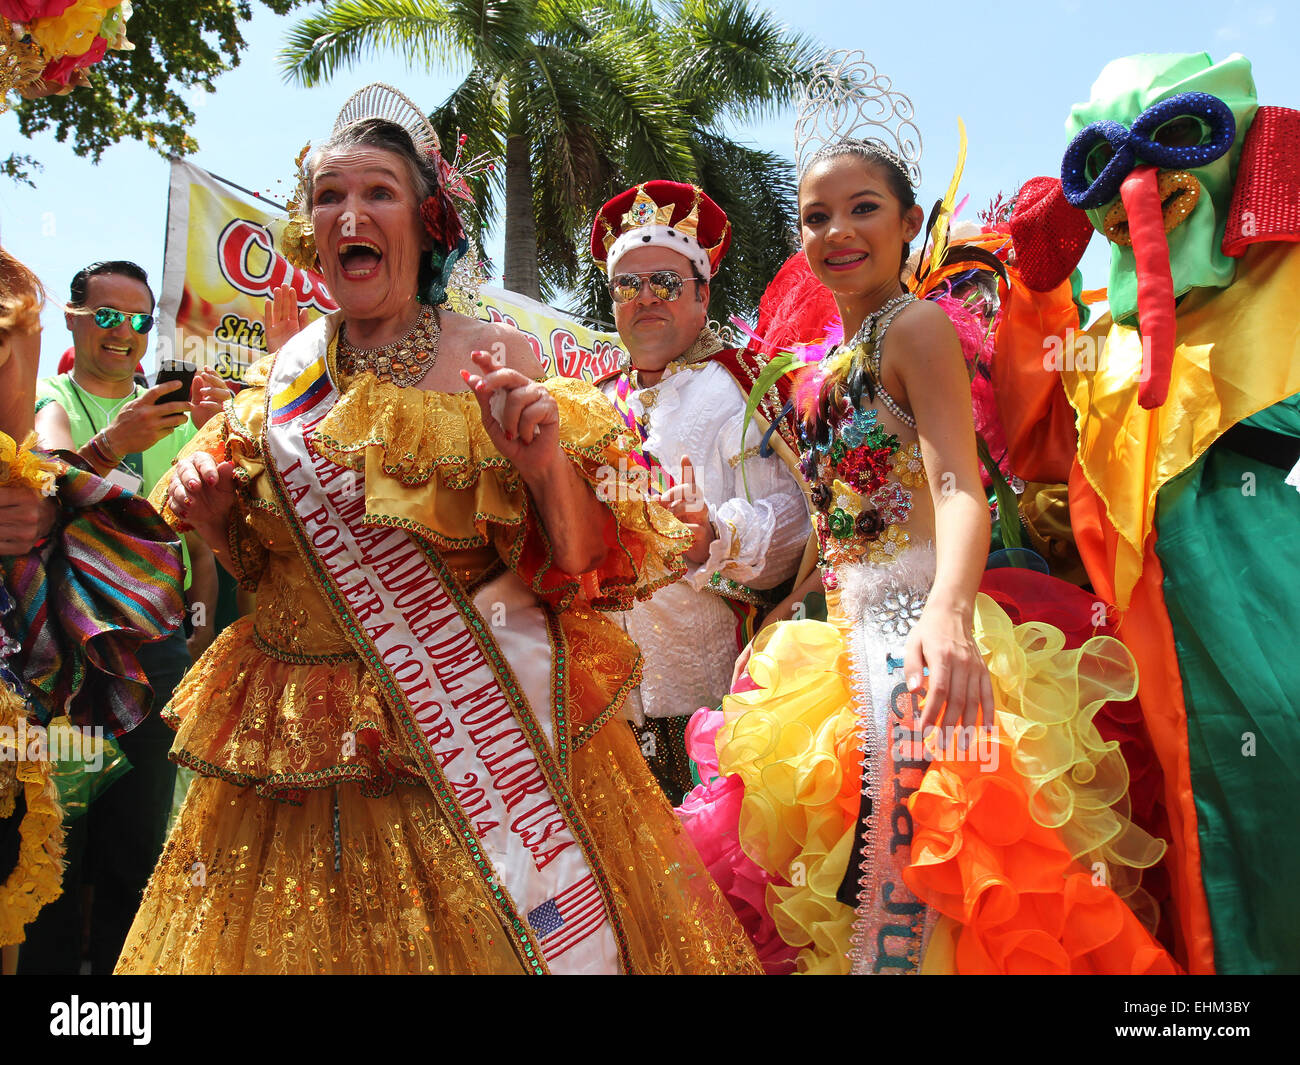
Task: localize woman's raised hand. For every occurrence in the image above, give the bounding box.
[167,451,236,544]
[462,349,563,481]
[263,283,309,355]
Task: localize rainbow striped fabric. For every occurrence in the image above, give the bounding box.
[4,461,185,736]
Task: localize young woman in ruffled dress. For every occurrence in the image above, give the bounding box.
[679,137,1177,975]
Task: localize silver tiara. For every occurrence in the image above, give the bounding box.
[333,83,441,156]
[793,50,922,187]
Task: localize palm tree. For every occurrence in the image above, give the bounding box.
[572,0,819,324]
[281,0,821,322]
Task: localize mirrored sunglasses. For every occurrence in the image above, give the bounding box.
[609,270,696,304]
[93,306,154,334]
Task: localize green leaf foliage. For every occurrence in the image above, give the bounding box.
[12,3,311,169]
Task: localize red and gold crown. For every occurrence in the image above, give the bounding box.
[590,181,731,278]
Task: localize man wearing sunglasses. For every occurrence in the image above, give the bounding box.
[22,260,221,975]
[590,182,810,804]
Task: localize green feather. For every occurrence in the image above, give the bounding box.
[739,352,799,500]
[976,433,1025,554]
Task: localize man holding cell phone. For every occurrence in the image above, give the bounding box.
[23,260,224,975]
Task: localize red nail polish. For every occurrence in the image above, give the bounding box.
[505,431,514,442]
[460,369,472,382]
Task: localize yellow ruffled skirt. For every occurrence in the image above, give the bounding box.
[709,583,1174,975]
[115,643,760,974]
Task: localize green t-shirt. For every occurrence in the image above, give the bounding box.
[36,373,197,495]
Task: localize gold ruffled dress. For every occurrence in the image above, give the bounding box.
[115,358,761,974]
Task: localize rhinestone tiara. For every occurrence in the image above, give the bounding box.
[333,83,441,156]
[793,50,923,187]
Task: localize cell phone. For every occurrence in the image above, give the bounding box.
[152,362,197,404]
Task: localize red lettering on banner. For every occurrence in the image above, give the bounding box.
[301,414,330,440]
[454,681,509,717]
[355,596,384,624]
[337,574,372,601]
[532,839,575,870]
[363,620,392,641]
[394,578,448,614]
[485,307,545,368]
[383,644,413,665]
[548,330,624,382]
[382,562,436,597]
[410,613,455,644]
[413,699,455,746]
[316,541,346,567]
[449,772,493,822]
[400,601,437,627]
[372,549,420,582]
[391,660,422,683]
[522,814,568,852]
[551,328,583,379]
[355,527,393,561]
[450,770,479,793]
[511,803,570,851]
[316,463,344,489]
[498,762,550,813]
[280,412,597,886]
[482,741,530,775]
[589,339,621,380]
[456,679,511,718]
[327,489,366,528]
[216,219,337,314]
[426,630,481,692]
[465,710,514,742]
[332,560,360,584]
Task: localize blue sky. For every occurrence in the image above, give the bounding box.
[3,0,1296,378]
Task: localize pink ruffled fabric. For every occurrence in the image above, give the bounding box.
[677,705,798,975]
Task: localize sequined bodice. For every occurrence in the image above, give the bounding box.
[798,403,927,591]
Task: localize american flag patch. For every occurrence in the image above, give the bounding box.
[526,876,607,960]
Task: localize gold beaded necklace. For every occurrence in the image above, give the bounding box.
[338,305,442,386]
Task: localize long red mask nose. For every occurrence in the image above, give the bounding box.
[1119,165,1176,409]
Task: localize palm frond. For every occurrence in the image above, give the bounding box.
[664,0,824,124]
[691,131,799,323]
[279,0,531,86]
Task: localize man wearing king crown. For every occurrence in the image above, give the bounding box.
[590,182,811,803]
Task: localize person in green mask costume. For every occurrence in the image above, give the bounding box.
[1009,52,1300,974]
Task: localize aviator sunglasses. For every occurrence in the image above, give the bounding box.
[93,306,155,334]
[608,270,701,305]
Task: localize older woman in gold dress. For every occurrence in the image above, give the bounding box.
[115,87,760,975]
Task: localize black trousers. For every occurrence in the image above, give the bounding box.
[17,663,183,975]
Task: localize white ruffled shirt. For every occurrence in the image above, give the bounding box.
[600,351,810,722]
